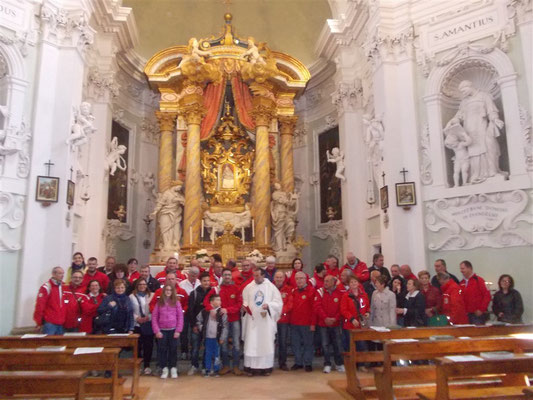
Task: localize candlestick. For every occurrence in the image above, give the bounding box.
[252,218,255,237]
[189,226,192,245]
[201,220,204,238]
[241,227,245,245]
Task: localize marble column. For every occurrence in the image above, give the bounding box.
[278,115,298,193]
[252,95,276,248]
[180,92,206,248]
[155,112,177,194]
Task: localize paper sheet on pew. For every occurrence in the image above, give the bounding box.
[370,326,390,332]
[64,332,87,336]
[390,338,419,343]
[445,355,483,362]
[73,347,104,355]
[21,334,47,338]
[107,333,131,336]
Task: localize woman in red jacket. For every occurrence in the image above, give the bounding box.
[340,276,369,355]
[80,280,105,333]
[285,258,309,288]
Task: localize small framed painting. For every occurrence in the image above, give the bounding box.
[380,185,389,210]
[396,182,416,207]
[66,180,75,206]
[36,176,59,203]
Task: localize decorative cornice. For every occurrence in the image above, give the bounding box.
[332,80,363,113]
[87,66,119,102]
[363,25,416,68]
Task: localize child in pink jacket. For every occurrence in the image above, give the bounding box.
[151,284,183,379]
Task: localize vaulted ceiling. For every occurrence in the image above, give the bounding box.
[122,0,332,66]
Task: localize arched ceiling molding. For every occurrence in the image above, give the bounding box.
[0,43,26,81]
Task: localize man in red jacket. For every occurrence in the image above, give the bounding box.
[325,255,340,278]
[290,271,316,372]
[150,272,188,314]
[63,270,87,332]
[155,257,186,285]
[315,275,345,373]
[459,260,491,325]
[209,260,223,287]
[232,258,254,292]
[400,264,418,282]
[274,270,293,371]
[340,252,369,283]
[33,266,67,334]
[82,257,109,291]
[309,264,326,289]
[202,268,243,375]
[437,272,468,325]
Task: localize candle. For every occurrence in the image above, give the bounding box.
[201,220,204,238]
[252,218,255,237]
[241,227,245,245]
[189,226,192,245]
[174,252,179,259]
[212,233,215,245]
[264,227,267,244]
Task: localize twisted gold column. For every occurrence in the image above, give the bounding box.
[180,93,206,248]
[156,112,177,193]
[279,116,298,193]
[252,96,276,248]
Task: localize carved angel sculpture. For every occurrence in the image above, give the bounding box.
[242,37,266,65]
[106,136,127,176]
[326,147,346,181]
[67,102,96,150]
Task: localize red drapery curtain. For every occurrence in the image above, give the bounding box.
[231,76,255,131]
[200,78,226,140]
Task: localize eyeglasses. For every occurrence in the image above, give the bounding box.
[138,283,147,286]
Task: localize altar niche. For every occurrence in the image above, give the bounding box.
[318,126,342,223]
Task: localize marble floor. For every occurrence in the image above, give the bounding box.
[136,367,347,399]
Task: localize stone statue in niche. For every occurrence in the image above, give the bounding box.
[285,191,299,244]
[271,182,290,252]
[151,184,185,250]
[106,136,127,176]
[67,102,96,150]
[445,80,507,185]
[444,125,472,187]
[363,113,384,187]
[326,147,346,181]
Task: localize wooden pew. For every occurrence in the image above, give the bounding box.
[0,370,88,400]
[344,324,533,400]
[0,334,140,399]
[374,336,533,400]
[0,348,123,400]
[417,355,533,399]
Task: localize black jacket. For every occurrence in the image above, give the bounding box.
[368,265,391,282]
[492,289,523,324]
[187,285,212,321]
[403,291,427,327]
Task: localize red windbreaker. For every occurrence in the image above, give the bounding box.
[63,284,86,329]
[33,279,67,326]
[340,290,370,330]
[289,285,316,326]
[150,285,189,313]
[79,293,105,333]
[314,287,343,327]
[459,274,491,313]
[278,284,293,324]
[440,280,468,324]
[340,260,370,283]
[203,284,243,322]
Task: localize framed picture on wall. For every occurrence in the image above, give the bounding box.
[36,176,59,203]
[380,185,389,210]
[66,180,75,206]
[396,182,416,206]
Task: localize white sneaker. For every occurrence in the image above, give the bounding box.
[336,365,345,373]
[323,365,332,373]
[143,367,152,376]
[170,367,178,378]
[160,367,169,379]
[187,366,197,376]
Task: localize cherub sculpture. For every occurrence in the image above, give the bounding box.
[326,147,346,181]
[106,136,127,176]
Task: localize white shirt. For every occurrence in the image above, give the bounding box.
[179,278,200,295]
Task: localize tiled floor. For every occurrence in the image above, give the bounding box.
[138,367,346,399]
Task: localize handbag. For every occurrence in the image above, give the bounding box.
[134,295,153,335]
[93,310,112,333]
[428,314,449,327]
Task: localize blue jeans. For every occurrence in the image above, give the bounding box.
[221,320,240,368]
[320,326,343,366]
[277,323,290,366]
[205,338,220,373]
[291,325,314,367]
[191,330,205,369]
[157,329,177,369]
[42,322,64,335]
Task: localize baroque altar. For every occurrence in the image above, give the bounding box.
[145,14,310,264]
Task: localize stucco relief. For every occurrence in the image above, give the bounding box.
[425,190,532,250]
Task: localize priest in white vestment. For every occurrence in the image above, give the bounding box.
[241,267,283,375]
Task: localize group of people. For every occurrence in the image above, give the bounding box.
[33,251,524,379]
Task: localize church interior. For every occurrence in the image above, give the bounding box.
[0,0,532,399]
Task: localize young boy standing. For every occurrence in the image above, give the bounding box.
[196,294,228,377]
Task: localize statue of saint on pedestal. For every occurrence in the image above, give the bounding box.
[151,184,185,250]
[445,80,507,185]
[271,183,299,252]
